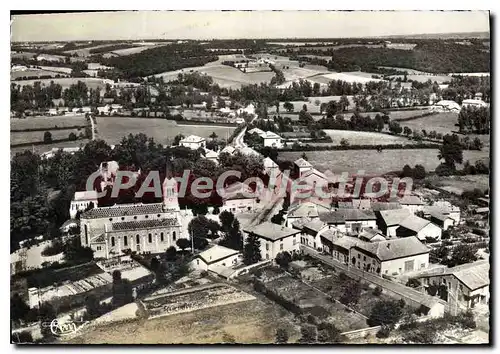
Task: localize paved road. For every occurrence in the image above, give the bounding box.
[233,126,247,148]
[89,115,96,140]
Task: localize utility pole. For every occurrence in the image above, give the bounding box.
[190,230,194,254]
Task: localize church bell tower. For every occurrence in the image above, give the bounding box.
[162,160,180,212]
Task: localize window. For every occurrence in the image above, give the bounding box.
[157,214,161,217]
[111,237,115,247]
[280,243,284,250]
[109,218,113,221]
[160,232,164,242]
[121,217,125,221]
[363,256,366,261]
[145,215,149,219]
[266,253,269,260]
[134,216,137,220]
[357,254,360,259]
[197,260,199,265]
[266,243,269,251]
[173,231,177,241]
[421,263,426,269]
[96,246,101,251]
[136,234,140,245]
[123,236,128,246]
[148,233,152,243]
[84,225,88,245]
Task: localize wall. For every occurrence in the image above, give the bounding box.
[416,223,442,241]
[70,199,97,219]
[180,140,205,150]
[350,248,382,274]
[263,137,283,148]
[340,325,381,340]
[346,219,377,234]
[380,253,429,276]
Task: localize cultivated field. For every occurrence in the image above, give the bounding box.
[11,116,87,130]
[323,130,414,146]
[38,66,73,74]
[103,44,170,57]
[280,148,489,175]
[321,72,383,83]
[11,128,83,145]
[425,174,490,195]
[68,297,298,344]
[399,112,460,135]
[11,68,69,80]
[97,117,236,145]
[11,77,114,90]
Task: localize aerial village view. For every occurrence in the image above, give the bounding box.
[9,10,491,345]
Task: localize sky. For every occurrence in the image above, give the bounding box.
[11,11,490,42]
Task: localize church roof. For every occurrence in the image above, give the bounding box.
[111,218,179,231]
[81,203,164,219]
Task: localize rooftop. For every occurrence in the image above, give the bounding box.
[319,209,376,224]
[303,219,327,233]
[319,229,338,244]
[73,190,99,201]
[180,135,205,143]
[82,203,165,219]
[197,245,240,264]
[398,215,432,233]
[378,208,412,226]
[288,202,319,219]
[263,157,278,169]
[391,195,424,205]
[415,260,489,291]
[244,222,301,241]
[358,227,385,241]
[354,236,430,261]
[371,202,402,212]
[111,218,179,231]
[294,157,313,168]
[262,131,281,139]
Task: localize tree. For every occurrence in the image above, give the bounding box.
[339,279,361,306]
[11,293,30,323]
[413,164,426,179]
[85,294,101,320]
[112,270,133,308]
[209,131,218,141]
[11,331,33,344]
[219,210,236,232]
[165,246,177,261]
[275,328,289,344]
[43,131,53,143]
[243,234,262,265]
[340,138,349,147]
[176,238,191,252]
[389,121,402,135]
[317,322,343,343]
[401,164,413,178]
[39,303,56,341]
[68,132,77,141]
[283,101,294,112]
[275,251,292,269]
[298,324,317,343]
[438,134,463,170]
[448,244,477,267]
[367,300,403,327]
[173,134,185,146]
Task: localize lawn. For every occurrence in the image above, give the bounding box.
[11,128,84,145]
[97,117,236,145]
[68,297,298,344]
[11,116,86,130]
[398,112,460,135]
[280,148,489,175]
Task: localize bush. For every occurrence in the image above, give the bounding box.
[41,240,64,257]
[457,310,476,329]
[376,325,391,338]
[367,300,403,327]
[373,286,383,296]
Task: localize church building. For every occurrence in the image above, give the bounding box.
[80,174,187,259]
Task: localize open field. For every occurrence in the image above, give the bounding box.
[97,117,236,145]
[323,130,415,146]
[425,174,490,195]
[11,68,69,80]
[10,140,89,156]
[104,44,170,56]
[11,77,114,90]
[321,72,383,83]
[68,297,298,344]
[280,148,489,175]
[399,112,460,135]
[11,128,83,145]
[11,116,87,130]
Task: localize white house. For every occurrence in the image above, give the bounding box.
[70,191,99,219]
[294,157,313,176]
[248,127,266,136]
[358,227,386,242]
[350,236,430,276]
[461,99,488,109]
[221,182,260,213]
[261,131,283,148]
[179,135,206,150]
[263,157,279,175]
[413,260,489,310]
[393,195,425,214]
[432,100,461,113]
[220,145,236,155]
[191,245,240,271]
[203,148,219,165]
[319,209,377,236]
[243,222,301,260]
[286,202,320,227]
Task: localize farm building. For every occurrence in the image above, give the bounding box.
[431,100,461,113]
[220,145,236,155]
[248,127,266,136]
[221,182,260,214]
[392,194,425,214]
[191,245,240,272]
[350,236,430,276]
[294,157,313,176]
[243,222,301,260]
[260,131,283,148]
[412,260,490,311]
[376,208,412,237]
[179,135,206,150]
[263,156,279,175]
[462,99,488,109]
[286,201,320,227]
[358,227,386,242]
[319,209,377,236]
[396,215,442,241]
[70,190,99,219]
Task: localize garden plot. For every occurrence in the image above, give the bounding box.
[142,283,255,319]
